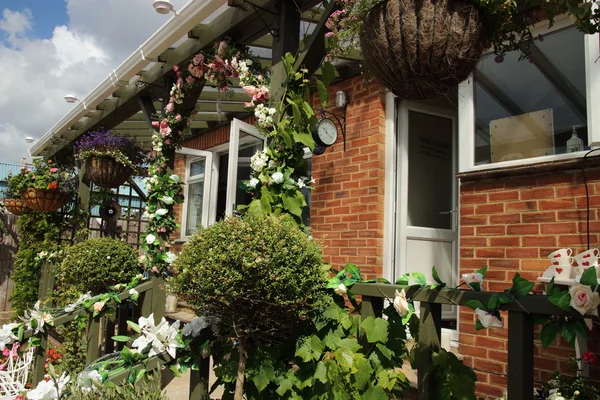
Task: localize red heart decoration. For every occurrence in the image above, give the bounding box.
[583,261,591,266]
[556,268,563,274]
[584,254,591,258]
[554,254,561,258]
[553,260,560,265]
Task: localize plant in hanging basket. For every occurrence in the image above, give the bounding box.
[3,169,31,215]
[326,0,600,99]
[74,130,147,188]
[18,159,76,212]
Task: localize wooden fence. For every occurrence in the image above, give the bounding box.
[0,212,18,312]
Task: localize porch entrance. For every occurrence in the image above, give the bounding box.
[395,98,459,338]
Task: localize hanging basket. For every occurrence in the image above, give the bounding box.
[360,0,488,99]
[84,156,133,188]
[3,198,30,215]
[20,188,71,213]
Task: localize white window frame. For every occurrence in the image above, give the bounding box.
[458,17,600,172]
[178,148,213,240]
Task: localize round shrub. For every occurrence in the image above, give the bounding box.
[171,214,329,346]
[59,237,140,294]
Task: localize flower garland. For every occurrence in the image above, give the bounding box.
[141,40,268,276]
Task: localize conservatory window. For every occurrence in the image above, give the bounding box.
[184,158,207,237]
[475,26,586,164]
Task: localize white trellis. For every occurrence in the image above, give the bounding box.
[0,346,35,398]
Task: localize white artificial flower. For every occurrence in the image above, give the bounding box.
[93,302,105,313]
[182,316,208,338]
[270,172,284,184]
[77,369,102,393]
[393,289,410,317]
[250,150,269,173]
[131,314,183,359]
[462,272,484,290]
[334,283,347,296]
[248,177,259,189]
[21,301,53,334]
[475,308,504,329]
[569,283,600,316]
[64,292,92,313]
[165,252,177,264]
[310,177,316,184]
[129,288,139,298]
[146,234,157,244]
[297,178,306,189]
[161,196,174,205]
[27,373,70,400]
[155,208,169,216]
[170,174,181,183]
[0,323,18,350]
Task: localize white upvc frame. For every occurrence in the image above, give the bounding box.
[458,20,600,172]
[225,118,266,218]
[383,91,398,283]
[177,147,213,240]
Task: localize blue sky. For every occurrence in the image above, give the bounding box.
[0,0,68,44]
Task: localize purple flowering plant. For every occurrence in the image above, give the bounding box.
[74,129,147,173]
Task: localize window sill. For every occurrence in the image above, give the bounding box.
[458,152,600,182]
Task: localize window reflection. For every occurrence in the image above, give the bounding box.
[474,26,587,165]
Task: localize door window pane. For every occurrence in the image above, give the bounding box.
[407,111,453,230]
[190,160,205,177]
[474,26,587,165]
[186,180,204,236]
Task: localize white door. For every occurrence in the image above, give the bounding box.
[177,148,213,238]
[224,118,266,217]
[396,101,459,323]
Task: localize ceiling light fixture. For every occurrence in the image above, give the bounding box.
[153,0,178,15]
[25,137,36,143]
[64,94,79,103]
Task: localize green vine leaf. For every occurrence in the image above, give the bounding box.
[314,361,328,384]
[395,273,409,286]
[549,290,571,311]
[361,385,387,400]
[296,335,323,362]
[321,61,336,87]
[580,266,598,289]
[334,346,355,370]
[126,321,141,333]
[361,317,389,343]
[316,79,328,105]
[540,320,561,347]
[412,272,427,287]
[112,335,130,342]
[432,266,444,285]
[510,273,534,298]
[463,300,485,311]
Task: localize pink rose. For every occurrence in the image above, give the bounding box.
[151,121,159,128]
[165,102,175,113]
[242,86,258,97]
[165,140,171,145]
[569,284,600,315]
[175,114,182,121]
[325,32,334,38]
[93,301,105,313]
[173,65,179,72]
[186,76,195,85]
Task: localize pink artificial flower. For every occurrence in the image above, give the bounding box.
[186,76,195,85]
[175,114,182,121]
[325,32,334,38]
[165,102,175,113]
[173,65,180,72]
[152,267,159,274]
[177,77,184,85]
[151,121,159,128]
[49,168,58,173]
[193,53,204,66]
[217,40,227,55]
[242,86,258,97]
[257,75,263,83]
[165,140,171,145]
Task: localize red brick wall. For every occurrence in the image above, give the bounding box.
[311,76,387,280]
[459,165,600,398]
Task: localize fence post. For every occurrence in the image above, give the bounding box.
[189,356,211,400]
[507,311,533,400]
[31,331,48,385]
[86,316,101,366]
[417,301,442,400]
[151,277,166,325]
[37,262,55,303]
[360,295,384,319]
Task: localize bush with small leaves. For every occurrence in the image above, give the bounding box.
[171,214,329,399]
[58,237,141,295]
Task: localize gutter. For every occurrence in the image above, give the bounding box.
[30,0,225,157]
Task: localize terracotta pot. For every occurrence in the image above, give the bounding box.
[84,156,133,188]
[360,0,487,99]
[21,188,71,212]
[3,198,30,215]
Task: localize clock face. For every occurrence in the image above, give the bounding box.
[317,118,338,146]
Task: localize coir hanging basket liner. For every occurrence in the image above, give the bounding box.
[84,156,133,188]
[3,198,30,215]
[21,188,71,212]
[360,0,488,99]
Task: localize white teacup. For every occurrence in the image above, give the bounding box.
[551,256,574,267]
[574,248,600,266]
[554,264,573,280]
[574,265,599,277]
[548,248,573,261]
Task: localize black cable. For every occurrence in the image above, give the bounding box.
[581,148,600,249]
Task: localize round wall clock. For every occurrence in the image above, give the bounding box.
[312,118,338,147]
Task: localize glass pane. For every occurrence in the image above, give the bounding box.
[190,159,205,177]
[185,180,204,236]
[407,111,453,230]
[474,26,587,165]
[235,140,263,210]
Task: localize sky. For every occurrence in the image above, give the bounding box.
[0,0,189,164]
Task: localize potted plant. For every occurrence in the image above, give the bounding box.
[74,130,147,188]
[19,159,76,212]
[326,0,600,99]
[2,169,31,215]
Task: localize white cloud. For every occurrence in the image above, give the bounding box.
[0,0,188,164]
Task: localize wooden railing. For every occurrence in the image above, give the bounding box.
[352,283,599,400]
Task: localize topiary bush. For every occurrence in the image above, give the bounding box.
[171,214,329,399]
[58,237,140,295]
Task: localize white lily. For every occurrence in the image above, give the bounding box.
[475,308,504,329]
[0,323,18,350]
[64,292,92,313]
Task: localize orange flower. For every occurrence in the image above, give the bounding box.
[47,182,58,190]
